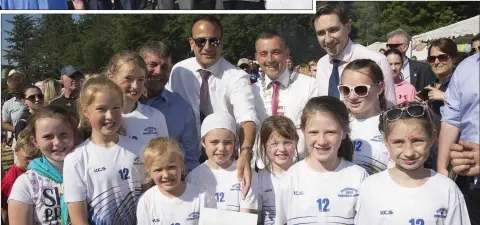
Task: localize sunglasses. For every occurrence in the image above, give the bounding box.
[338,84,375,98]
[384,105,426,121]
[25,94,44,102]
[470,46,480,54]
[427,54,450,64]
[191,37,222,48]
[386,43,405,49]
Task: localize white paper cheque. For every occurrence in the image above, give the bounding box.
[199,208,258,225]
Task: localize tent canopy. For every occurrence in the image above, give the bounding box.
[412,15,479,42]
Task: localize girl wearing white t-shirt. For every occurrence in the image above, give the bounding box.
[275,96,369,225]
[107,50,169,143]
[63,76,145,225]
[137,137,216,224]
[355,102,471,225]
[186,112,258,213]
[8,105,77,225]
[257,116,298,225]
[339,59,391,174]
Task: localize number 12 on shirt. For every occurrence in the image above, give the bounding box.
[316,198,330,212]
[215,192,225,202]
[118,168,130,180]
[409,218,424,225]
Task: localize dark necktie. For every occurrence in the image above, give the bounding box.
[199,69,212,123]
[328,59,340,98]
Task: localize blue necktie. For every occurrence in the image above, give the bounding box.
[328,59,340,98]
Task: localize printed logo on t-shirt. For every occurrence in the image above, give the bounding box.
[434,208,448,218]
[230,183,241,191]
[151,218,160,223]
[43,187,62,223]
[94,167,106,173]
[370,135,384,142]
[293,191,304,196]
[143,127,158,135]
[133,157,143,165]
[265,188,272,193]
[337,187,359,198]
[380,210,394,215]
[187,212,200,221]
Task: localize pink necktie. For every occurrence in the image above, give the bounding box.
[271,81,280,116]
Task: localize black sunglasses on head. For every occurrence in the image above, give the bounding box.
[427,54,450,64]
[384,105,427,121]
[191,37,222,48]
[386,43,405,49]
[25,94,44,102]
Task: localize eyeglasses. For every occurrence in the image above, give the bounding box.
[25,94,44,102]
[191,37,222,48]
[470,46,480,54]
[384,105,426,121]
[427,54,450,64]
[337,84,375,98]
[386,43,405,49]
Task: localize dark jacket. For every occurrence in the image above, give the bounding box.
[408,59,437,92]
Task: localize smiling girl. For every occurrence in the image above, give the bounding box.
[257,116,298,225]
[8,105,77,225]
[355,102,470,225]
[63,76,145,225]
[186,112,258,213]
[137,137,216,224]
[340,59,392,175]
[275,96,368,225]
[107,51,168,143]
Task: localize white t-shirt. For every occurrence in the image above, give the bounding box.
[350,115,392,174]
[136,183,216,225]
[355,170,471,225]
[257,169,284,225]
[275,159,368,225]
[123,102,169,143]
[8,170,62,225]
[63,135,146,224]
[265,0,313,9]
[185,161,258,211]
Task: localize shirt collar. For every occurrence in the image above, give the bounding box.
[139,88,170,104]
[264,69,290,88]
[435,73,453,88]
[194,57,223,76]
[329,38,354,63]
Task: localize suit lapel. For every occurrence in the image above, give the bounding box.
[409,59,419,88]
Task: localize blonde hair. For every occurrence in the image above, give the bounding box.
[143,137,185,175]
[107,51,147,78]
[15,129,41,158]
[43,78,62,104]
[84,73,102,81]
[77,76,125,136]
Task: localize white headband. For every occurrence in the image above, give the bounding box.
[201,112,237,138]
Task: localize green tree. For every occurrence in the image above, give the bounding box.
[3,14,37,81]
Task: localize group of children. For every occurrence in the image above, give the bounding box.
[2,50,472,225]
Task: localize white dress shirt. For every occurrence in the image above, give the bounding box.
[252,70,318,168]
[316,39,397,108]
[401,59,411,83]
[167,57,259,134]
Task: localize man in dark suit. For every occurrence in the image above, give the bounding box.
[386,28,437,91]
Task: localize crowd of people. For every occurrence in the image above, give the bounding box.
[1,2,479,225]
[0,0,313,10]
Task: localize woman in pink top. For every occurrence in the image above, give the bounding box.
[385,49,416,104]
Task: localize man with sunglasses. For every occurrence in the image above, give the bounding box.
[138,41,200,173]
[438,53,480,224]
[386,28,436,92]
[313,2,396,108]
[252,30,318,169]
[167,15,258,199]
[50,65,84,116]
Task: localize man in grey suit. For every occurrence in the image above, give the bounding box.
[386,28,436,91]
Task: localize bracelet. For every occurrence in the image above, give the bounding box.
[240,146,253,153]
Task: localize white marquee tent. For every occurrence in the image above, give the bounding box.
[412,15,479,42]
